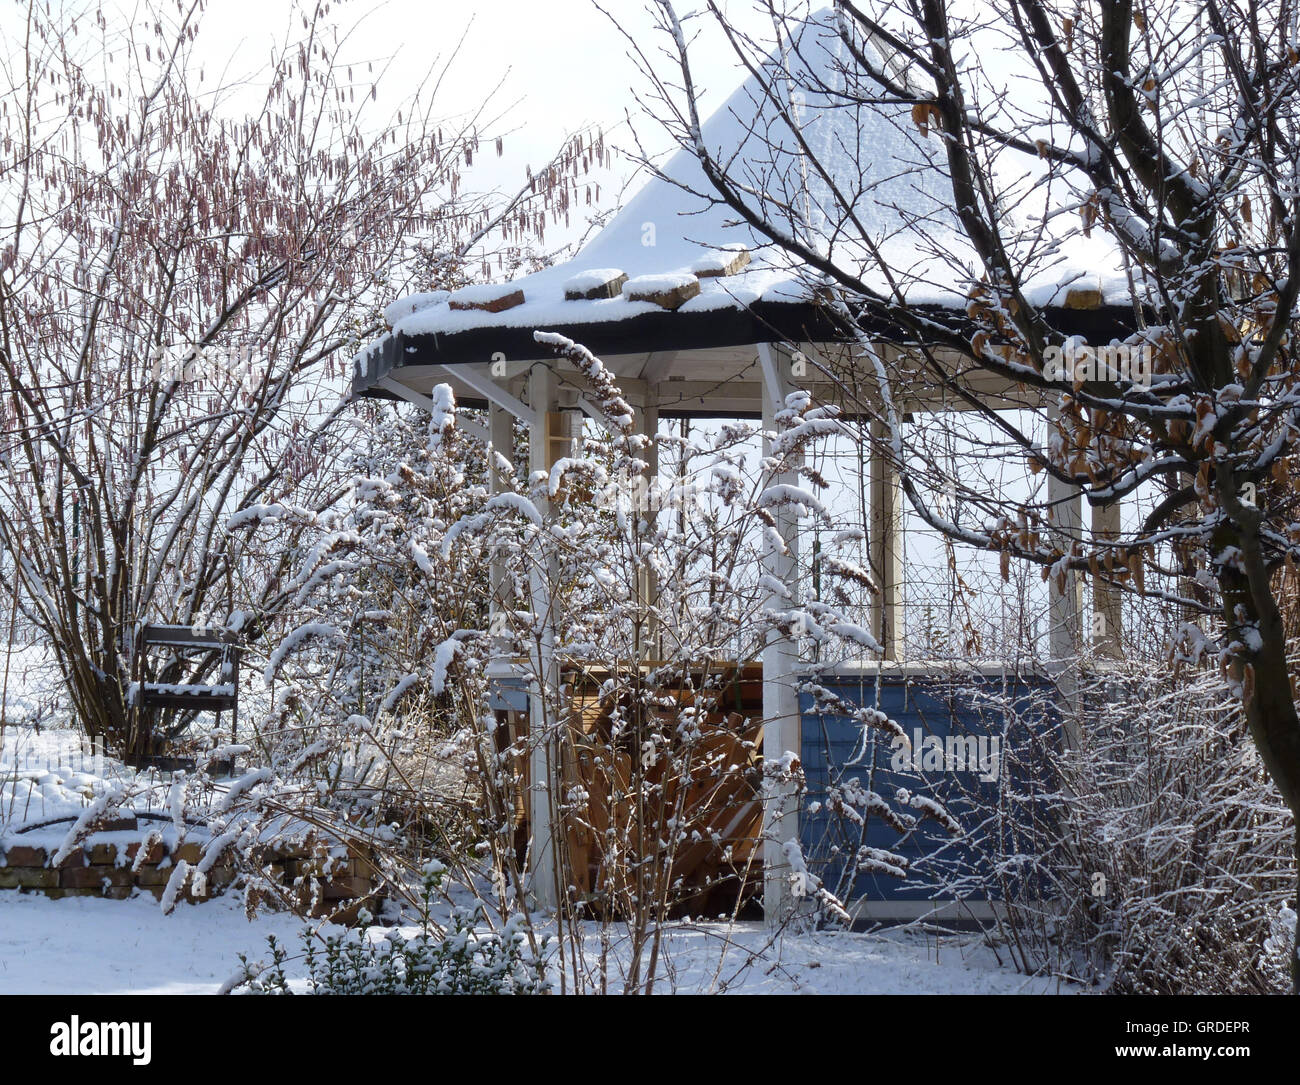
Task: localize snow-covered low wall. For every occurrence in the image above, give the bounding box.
[0,831,234,900]
[0,823,381,922]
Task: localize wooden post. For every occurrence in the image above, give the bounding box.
[1047,443,1085,738]
[633,403,660,660]
[759,345,800,926]
[869,418,904,660]
[1091,500,1123,658]
[527,365,562,910]
[1046,485,1084,648]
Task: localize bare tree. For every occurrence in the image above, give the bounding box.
[0,0,593,760]
[627,0,1300,984]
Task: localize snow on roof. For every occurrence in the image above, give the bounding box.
[622,272,699,295]
[370,8,1131,369]
[563,268,627,294]
[383,291,448,326]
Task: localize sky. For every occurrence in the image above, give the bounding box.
[177,0,785,243]
[0,0,791,269]
[33,0,1042,264]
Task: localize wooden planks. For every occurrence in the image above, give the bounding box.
[546,664,765,915]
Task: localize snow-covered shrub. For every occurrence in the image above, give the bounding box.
[233,866,548,995]
[249,403,494,828]
[930,658,1294,993]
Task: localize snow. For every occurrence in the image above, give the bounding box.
[0,728,1068,994]
[622,272,699,296]
[1,727,136,833]
[429,637,461,696]
[548,456,594,496]
[379,672,421,713]
[826,621,883,653]
[484,492,543,524]
[368,12,949,354]
[0,891,1076,995]
[159,860,192,915]
[47,784,132,867]
[427,383,456,445]
[383,290,448,326]
[571,922,1076,994]
[0,893,343,995]
[226,502,315,530]
[690,243,751,275]
[759,483,830,519]
[447,282,524,307]
[410,539,436,577]
[263,622,342,681]
[759,573,793,600]
[142,682,235,697]
[0,726,1075,995]
[213,767,272,814]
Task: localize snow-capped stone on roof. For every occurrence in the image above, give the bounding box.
[383,290,448,327]
[1063,287,1103,309]
[692,245,752,277]
[563,268,628,300]
[622,272,701,310]
[447,282,525,313]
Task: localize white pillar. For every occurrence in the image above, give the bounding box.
[760,346,801,925]
[869,418,904,660]
[489,404,514,622]
[527,364,561,910]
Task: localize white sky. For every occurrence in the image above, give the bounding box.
[182,0,783,241]
[0,1,791,264]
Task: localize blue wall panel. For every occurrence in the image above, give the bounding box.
[798,673,1057,905]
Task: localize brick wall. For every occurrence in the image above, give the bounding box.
[0,827,382,922]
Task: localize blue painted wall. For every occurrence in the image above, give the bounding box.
[799,672,1059,905]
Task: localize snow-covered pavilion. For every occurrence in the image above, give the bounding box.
[350,9,1135,920]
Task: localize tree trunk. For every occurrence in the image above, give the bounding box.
[1220,509,1300,992]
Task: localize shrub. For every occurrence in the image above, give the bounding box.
[233,866,549,995]
[930,661,1295,993]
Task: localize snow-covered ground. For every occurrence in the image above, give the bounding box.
[0,890,1074,995]
[1,724,139,832]
[0,893,335,995]
[562,922,1077,995]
